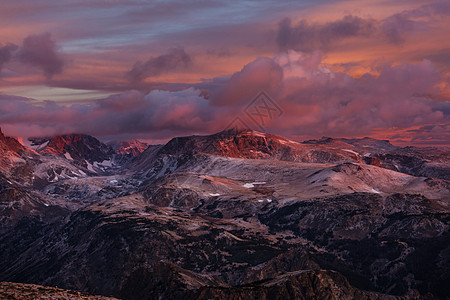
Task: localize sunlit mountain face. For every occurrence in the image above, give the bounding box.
[0,1,449,299]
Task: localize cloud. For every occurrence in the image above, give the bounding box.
[396,1,450,19]
[380,1,450,45]
[0,43,18,73]
[210,56,283,106]
[276,2,450,52]
[0,51,448,146]
[411,124,450,146]
[204,50,447,141]
[16,32,64,78]
[126,48,191,83]
[380,13,416,44]
[387,123,450,147]
[276,15,377,51]
[0,88,215,140]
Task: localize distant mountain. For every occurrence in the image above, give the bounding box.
[32,134,114,164]
[303,135,450,180]
[151,128,360,162]
[108,139,148,156]
[340,137,399,151]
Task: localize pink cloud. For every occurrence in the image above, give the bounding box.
[0,51,448,146]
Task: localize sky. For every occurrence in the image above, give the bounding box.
[0,0,449,146]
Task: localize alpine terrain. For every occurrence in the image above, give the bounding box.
[0,127,449,299]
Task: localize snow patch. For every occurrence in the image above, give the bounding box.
[209,193,221,197]
[250,131,266,137]
[27,140,49,151]
[370,188,381,194]
[86,161,96,173]
[258,199,272,203]
[64,152,73,160]
[243,181,267,188]
[343,149,358,155]
[278,138,300,145]
[95,159,113,168]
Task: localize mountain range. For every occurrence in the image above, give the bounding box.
[0,127,449,299]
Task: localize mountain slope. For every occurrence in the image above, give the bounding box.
[0,128,448,299]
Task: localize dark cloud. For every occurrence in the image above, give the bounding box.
[434,101,450,116]
[405,123,450,146]
[126,48,191,83]
[381,13,417,44]
[277,15,377,51]
[16,33,64,78]
[276,2,450,52]
[0,43,18,73]
[399,1,450,19]
[380,1,450,45]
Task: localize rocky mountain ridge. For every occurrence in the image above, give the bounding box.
[0,127,448,299]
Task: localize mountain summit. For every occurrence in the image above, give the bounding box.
[30,134,114,164]
[156,128,360,163]
[0,127,35,169]
[108,139,148,156]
